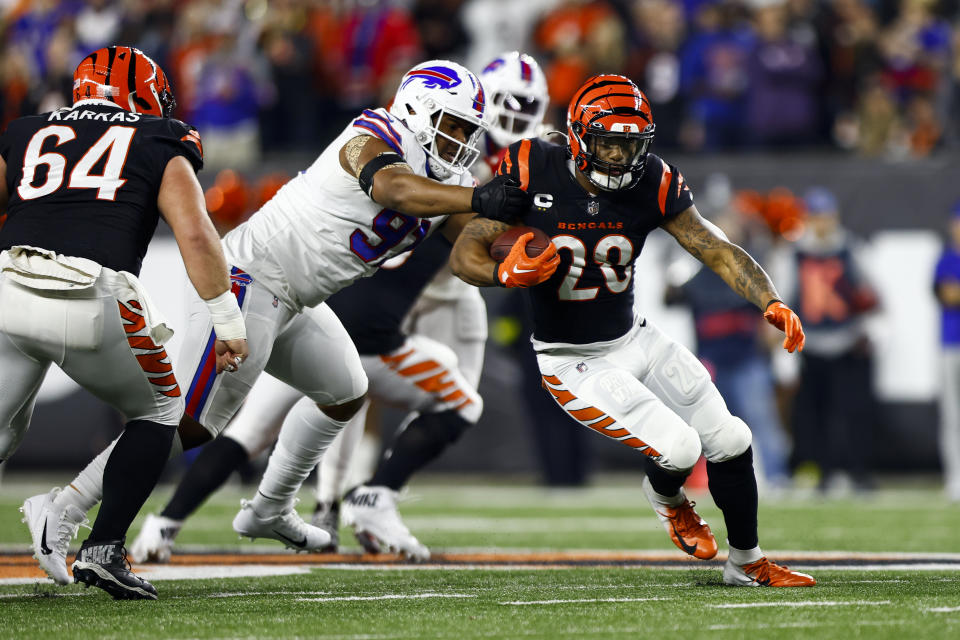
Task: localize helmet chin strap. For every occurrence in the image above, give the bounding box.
[589,168,633,191]
[427,156,453,180]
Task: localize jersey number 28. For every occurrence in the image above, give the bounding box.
[553,234,634,301]
[17,125,136,201]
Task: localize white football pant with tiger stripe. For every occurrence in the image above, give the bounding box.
[535,317,752,473]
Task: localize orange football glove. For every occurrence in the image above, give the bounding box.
[496,232,560,288]
[763,300,805,353]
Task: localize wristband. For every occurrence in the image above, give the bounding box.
[205,290,246,340]
[493,262,505,287]
[764,298,783,311]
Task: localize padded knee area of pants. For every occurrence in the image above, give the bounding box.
[659,426,702,473]
[702,415,752,463]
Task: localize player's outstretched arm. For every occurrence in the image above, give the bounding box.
[340,136,530,220]
[340,135,473,217]
[663,204,804,352]
[158,156,248,371]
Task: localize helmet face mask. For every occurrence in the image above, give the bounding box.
[74,46,176,117]
[481,52,548,148]
[389,61,489,179]
[430,111,483,176]
[577,125,653,191]
[567,75,655,192]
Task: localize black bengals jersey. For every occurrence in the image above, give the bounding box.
[326,230,452,355]
[0,103,203,275]
[497,138,693,344]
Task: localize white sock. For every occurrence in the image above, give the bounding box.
[727,544,764,565]
[317,400,367,504]
[54,430,185,515]
[55,438,117,513]
[254,397,348,516]
[645,482,686,509]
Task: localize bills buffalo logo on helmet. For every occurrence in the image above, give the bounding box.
[400,66,463,91]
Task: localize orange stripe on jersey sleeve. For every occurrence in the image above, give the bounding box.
[517,139,531,190]
[657,161,672,216]
[498,147,513,177]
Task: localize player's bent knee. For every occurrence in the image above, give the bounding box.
[320,393,367,422]
[657,425,702,473]
[702,415,752,463]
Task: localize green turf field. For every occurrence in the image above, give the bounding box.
[2,475,959,639]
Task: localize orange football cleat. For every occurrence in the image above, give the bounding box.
[643,477,717,559]
[723,556,816,587]
[656,500,718,560]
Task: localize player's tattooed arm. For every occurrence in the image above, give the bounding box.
[339,134,474,216]
[450,217,512,286]
[663,205,781,310]
[340,135,368,177]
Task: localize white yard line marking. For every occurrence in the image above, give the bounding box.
[708,620,905,631]
[137,565,313,581]
[712,600,892,609]
[926,606,960,613]
[0,591,92,598]
[501,597,672,605]
[801,563,960,572]
[296,593,476,603]
[209,591,332,598]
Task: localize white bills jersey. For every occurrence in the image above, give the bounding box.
[222,108,473,310]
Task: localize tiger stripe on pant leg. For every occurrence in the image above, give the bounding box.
[541,374,660,458]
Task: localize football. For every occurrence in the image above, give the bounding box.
[489,225,553,262]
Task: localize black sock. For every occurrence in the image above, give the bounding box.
[370,410,470,490]
[644,456,688,497]
[88,419,175,542]
[161,436,249,521]
[706,446,759,550]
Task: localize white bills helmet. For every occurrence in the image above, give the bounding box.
[479,52,548,148]
[389,60,489,179]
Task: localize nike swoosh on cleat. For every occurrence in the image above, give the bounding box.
[670,522,699,556]
[512,266,536,274]
[40,521,53,555]
[272,529,307,548]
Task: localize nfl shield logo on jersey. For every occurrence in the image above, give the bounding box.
[586,200,599,216]
[576,362,589,373]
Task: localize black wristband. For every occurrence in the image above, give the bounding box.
[764,298,783,311]
[358,152,405,197]
[493,262,505,287]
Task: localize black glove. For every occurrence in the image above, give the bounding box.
[471,175,532,223]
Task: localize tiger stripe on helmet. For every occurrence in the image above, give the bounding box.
[566,74,655,190]
[74,46,176,117]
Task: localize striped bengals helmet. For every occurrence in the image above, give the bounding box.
[567,74,654,191]
[73,46,176,117]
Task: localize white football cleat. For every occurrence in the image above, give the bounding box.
[341,485,430,562]
[130,514,182,563]
[723,556,816,587]
[20,488,89,585]
[232,499,331,552]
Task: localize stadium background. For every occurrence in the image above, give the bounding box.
[0,0,953,485]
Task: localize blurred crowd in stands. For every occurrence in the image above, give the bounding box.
[0,0,954,495]
[1,0,958,170]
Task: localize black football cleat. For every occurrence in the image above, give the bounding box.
[71,538,158,600]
